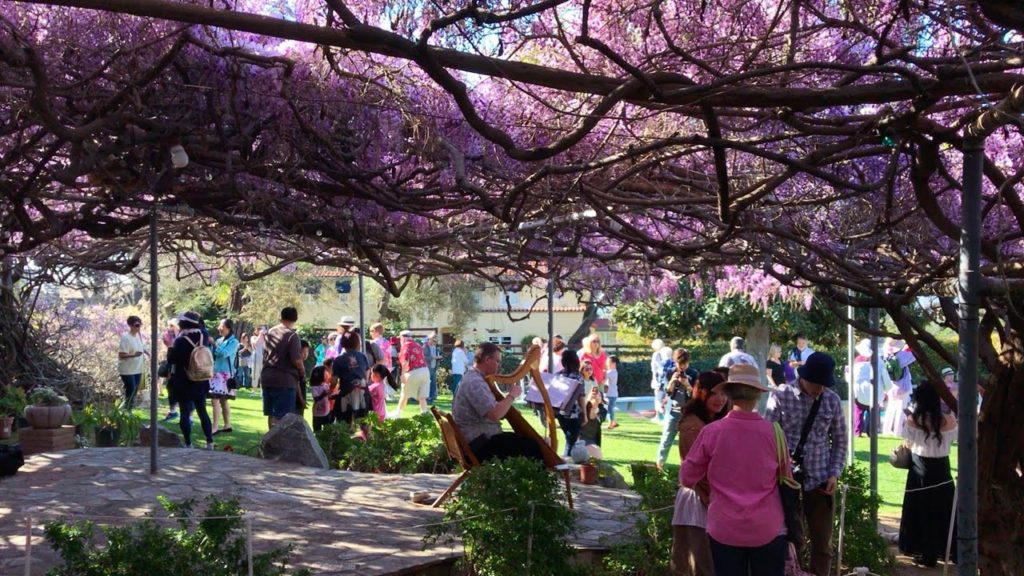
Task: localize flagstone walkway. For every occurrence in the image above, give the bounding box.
[0,448,640,575]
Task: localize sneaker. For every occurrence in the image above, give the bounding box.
[162,412,179,422]
[206,443,215,451]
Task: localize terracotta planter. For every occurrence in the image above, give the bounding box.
[0,416,13,439]
[24,404,71,429]
[580,463,598,485]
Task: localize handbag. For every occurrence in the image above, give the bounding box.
[774,422,804,545]
[890,442,912,469]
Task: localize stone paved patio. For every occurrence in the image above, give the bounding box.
[0,448,641,575]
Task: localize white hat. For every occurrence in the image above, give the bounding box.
[651,338,665,351]
[399,329,412,338]
[855,338,873,357]
[337,316,355,327]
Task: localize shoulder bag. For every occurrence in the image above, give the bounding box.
[774,422,805,545]
[890,442,912,469]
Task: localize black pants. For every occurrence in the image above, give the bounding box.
[709,534,786,576]
[175,381,213,447]
[470,433,544,463]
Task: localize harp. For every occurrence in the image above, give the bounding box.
[484,344,563,469]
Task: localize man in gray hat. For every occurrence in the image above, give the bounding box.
[766,352,847,576]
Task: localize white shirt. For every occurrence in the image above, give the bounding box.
[852,356,891,405]
[118,332,146,375]
[451,348,468,375]
[605,368,619,397]
[540,349,564,374]
[903,419,957,458]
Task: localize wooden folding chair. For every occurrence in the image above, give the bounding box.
[429,406,574,509]
[430,407,480,508]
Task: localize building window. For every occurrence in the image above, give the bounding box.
[487,336,513,347]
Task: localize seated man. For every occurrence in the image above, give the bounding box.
[452,342,544,462]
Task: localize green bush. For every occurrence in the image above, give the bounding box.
[43,495,309,576]
[835,464,895,574]
[425,457,576,576]
[601,463,678,575]
[314,412,454,473]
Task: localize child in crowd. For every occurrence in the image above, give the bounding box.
[368,364,393,422]
[605,356,619,429]
[579,385,606,447]
[580,360,598,398]
[309,366,334,431]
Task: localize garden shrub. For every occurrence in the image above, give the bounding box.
[425,456,576,576]
[834,464,895,574]
[314,412,454,473]
[600,463,678,576]
[43,495,309,576]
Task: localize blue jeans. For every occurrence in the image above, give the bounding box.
[709,534,786,576]
[262,387,296,419]
[237,366,252,388]
[120,374,141,409]
[656,409,683,464]
[450,373,463,396]
[557,415,581,457]
[177,381,213,446]
[606,396,618,422]
[427,366,437,404]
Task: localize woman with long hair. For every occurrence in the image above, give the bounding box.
[578,335,608,392]
[671,371,729,576]
[899,383,957,567]
[555,349,586,456]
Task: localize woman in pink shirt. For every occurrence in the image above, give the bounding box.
[578,335,608,388]
[680,364,786,576]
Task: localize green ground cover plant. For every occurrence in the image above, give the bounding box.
[43,495,309,576]
[425,456,575,576]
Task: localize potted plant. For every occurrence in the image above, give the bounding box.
[24,386,71,429]
[580,457,599,485]
[74,404,141,447]
[0,386,28,439]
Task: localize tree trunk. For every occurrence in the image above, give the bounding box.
[745,320,771,413]
[977,308,1024,574]
[567,299,599,349]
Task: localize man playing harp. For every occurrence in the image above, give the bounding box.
[452,342,545,462]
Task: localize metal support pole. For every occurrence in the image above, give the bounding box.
[547,267,554,372]
[358,274,365,353]
[869,308,879,518]
[149,207,159,475]
[846,296,855,465]
[956,136,982,576]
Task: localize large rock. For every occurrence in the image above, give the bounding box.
[138,424,185,448]
[259,413,329,469]
[597,465,629,490]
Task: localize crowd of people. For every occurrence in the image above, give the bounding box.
[117,312,959,575]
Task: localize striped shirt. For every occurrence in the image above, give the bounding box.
[765,382,847,491]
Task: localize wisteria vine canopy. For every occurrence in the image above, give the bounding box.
[3,0,1024,570]
[0,0,1022,304]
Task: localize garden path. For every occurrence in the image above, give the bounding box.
[0,448,640,575]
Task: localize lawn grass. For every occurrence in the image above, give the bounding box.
[136,389,952,519]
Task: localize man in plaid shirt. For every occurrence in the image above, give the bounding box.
[766,352,847,576]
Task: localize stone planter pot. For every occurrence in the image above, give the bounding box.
[0,416,13,439]
[24,404,71,429]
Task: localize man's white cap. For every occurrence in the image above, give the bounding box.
[337,316,355,327]
[399,329,412,338]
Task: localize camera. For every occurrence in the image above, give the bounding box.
[790,454,807,484]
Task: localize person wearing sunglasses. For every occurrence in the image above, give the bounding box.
[117,315,148,409]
